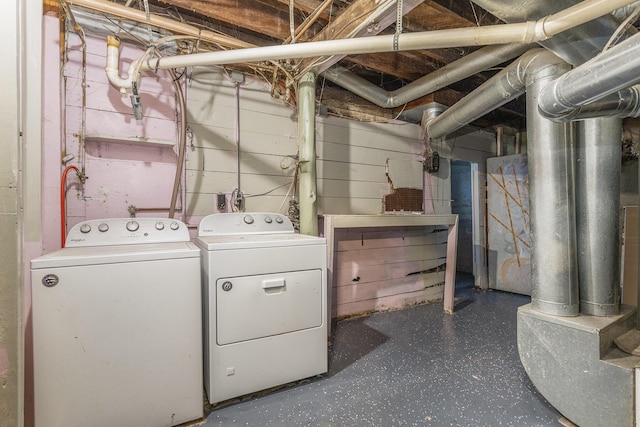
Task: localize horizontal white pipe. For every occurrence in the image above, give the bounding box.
[137,0,636,71]
[140,24,537,71]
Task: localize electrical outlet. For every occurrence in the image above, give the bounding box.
[216,193,226,211]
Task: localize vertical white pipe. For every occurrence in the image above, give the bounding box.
[298,72,318,236]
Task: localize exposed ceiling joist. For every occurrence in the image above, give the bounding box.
[71,0,530,129]
[296,0,425,74]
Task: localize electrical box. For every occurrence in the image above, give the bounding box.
[423,151,440,173]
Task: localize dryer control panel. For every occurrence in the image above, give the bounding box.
[198,212,294,236]
[66,218,190,247]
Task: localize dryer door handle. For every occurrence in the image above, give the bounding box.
[262,278,286,290]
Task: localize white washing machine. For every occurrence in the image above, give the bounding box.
[195,212,327,405]
[31,218,203,427]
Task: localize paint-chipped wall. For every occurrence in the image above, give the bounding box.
[60,32,179,233]
[185,68,299,220]
[1,1,23,426]
[332,226,447,318]
[185,67,425,219]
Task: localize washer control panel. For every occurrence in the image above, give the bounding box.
[66,218,190,247]
[198,212,294,236]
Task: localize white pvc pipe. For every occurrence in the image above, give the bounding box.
[143,24,536,71]
[105,35,142,94]
[133,0,636,71]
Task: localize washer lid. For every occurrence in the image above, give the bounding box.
[195,233,326,250]
[31,241,200,269]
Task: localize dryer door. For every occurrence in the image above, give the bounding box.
[216,269,322,345]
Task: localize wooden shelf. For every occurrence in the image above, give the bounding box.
[84,134,175,147]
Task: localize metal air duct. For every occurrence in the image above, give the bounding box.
[322,43,533,109]
[541,85,640,121]
[424,49,567,139]
[538,31,640,118]
[575,118,622,316]
[525,61,579,317]
[470,0,638,65]
[423,48,579,316]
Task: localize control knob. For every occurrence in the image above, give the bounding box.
[169,222,179,230]
[275,216,284,224]
[98,223,109,233]
[126,221,139,232]
[155,222,165,230]
[243,215,254,224]
[79,224,92,234]
[264,216,272,224]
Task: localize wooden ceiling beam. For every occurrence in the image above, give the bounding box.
[404,1,476,31]
[155,0,295,40]
[343,52,440,82]
[402,88,462,111]
[255,0,344,21]
[297,0,425,74]
[431,0,501,26]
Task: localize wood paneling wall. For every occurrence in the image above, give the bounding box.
[185,68,425,219]
[333,226,447,318]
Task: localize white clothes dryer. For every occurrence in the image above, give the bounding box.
[31,218,203,427]
[195,213,327,405]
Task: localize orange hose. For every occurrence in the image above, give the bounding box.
[61,165,79,248]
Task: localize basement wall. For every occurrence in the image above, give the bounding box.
[38,17,499,336]
[56,26,179,237]
[1,2,22,426]
[185,67,426,220]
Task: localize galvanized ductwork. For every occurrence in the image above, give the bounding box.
[423,48,579,316]
[525,65,579,316]
[542,85,640,121]
[470,0,638,65]
[575,118,622,316]
[421,43,636,425]
[425,49,567,139]
[538,31,640,118]
[322,43,533,109]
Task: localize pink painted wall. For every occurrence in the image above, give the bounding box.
[60,26,181,240]
[23,17,185,426]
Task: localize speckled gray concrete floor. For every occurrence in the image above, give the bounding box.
[204,274,563,426]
